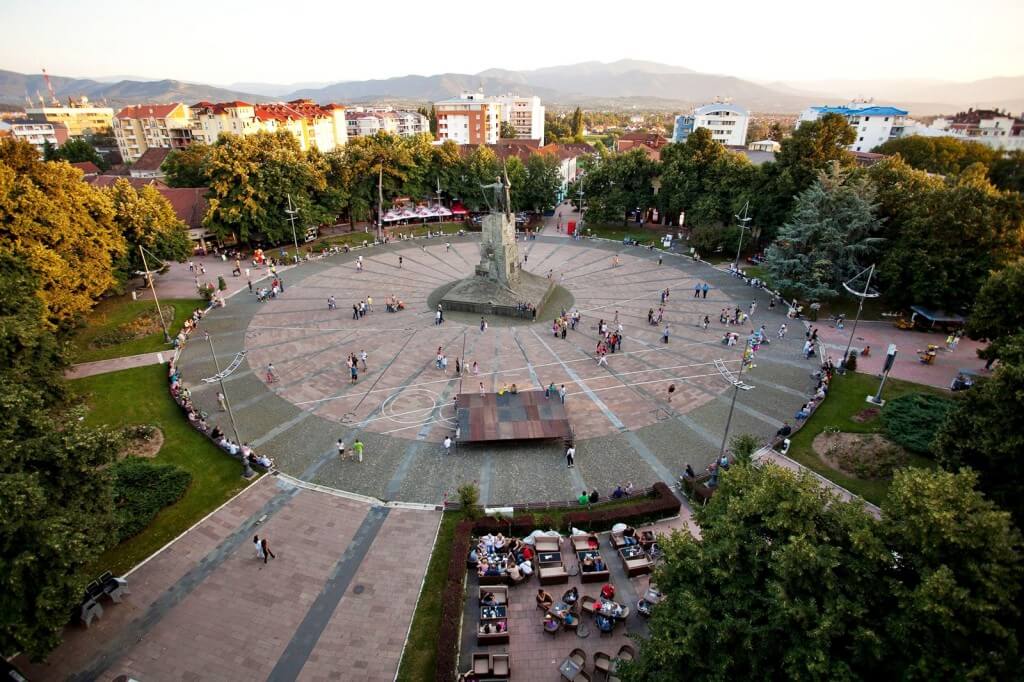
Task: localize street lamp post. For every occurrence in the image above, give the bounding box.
[717,340,755,457]
[841,263,879,368]
[203,332,253,478]
[285,194,300,264]
[138,244,171,344]
[733,200,752,270]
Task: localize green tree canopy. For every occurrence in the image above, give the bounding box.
[934,338,1024,528]
[517,153,562,212]
[0,254,120,659]
[499,120,517,139]
[203,131,327,242]
[107,179,192,281]
[571,148,658,226]
[623,465,1023,682]
[48,138,107,171]
[451,145,499,211]
[873,135,1000,176]
[989,150,1024,194]
[966,260,1024,361]
[764,163,884,299]
[162,143,212,188]
[0,139,125,326]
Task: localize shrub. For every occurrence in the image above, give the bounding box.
[121,423,157,441]
[845,349,858,372]
[198,282,215,301]
[456,482,480,518]
[110,459,192,542]
[217,275,227,291]
[831,437,909,479]
[730,434,761,464]
[882,393,955,455]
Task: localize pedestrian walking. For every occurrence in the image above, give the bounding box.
[662,324,671,344]
[366,296,373,312]
[353,439,364,463]
[443,435,452,455]
[337,439,347,460]
[455,358,462,375]
[188,260,195,273]
[217,391,227,411]
[565,445,575,468]
[247,279,253,293]
[472,361,479,375]
[360,349,367,370]
[658,255,663,265]
[350,362,358,383]
[694,283,701,298]
[254,535,265,561]
[668,383,676,402]
[328,295,336,310]
[749,300,757,317]
[778,323,787,339]
[261,538,275,564]
[702,315,710,330]
[266,363,277,383]
[398,255,403,267]
[479,381,486,396]
[559,384,567,404]
[702,283,709,298]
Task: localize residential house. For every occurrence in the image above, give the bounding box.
[673,103,750,147]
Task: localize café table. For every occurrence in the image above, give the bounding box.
[549,600,570,619]
[558,656,582,680]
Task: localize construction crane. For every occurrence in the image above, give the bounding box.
[41,68,59,107]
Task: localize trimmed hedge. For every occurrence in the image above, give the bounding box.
[433,484,680,680]
[110,458,192,542]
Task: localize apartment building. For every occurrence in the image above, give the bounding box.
[915,109,1024,151]
[435,91,545,145]
[798,102,909,152]
[673,103,750,147]
[25,97,113,138]
[345,107,430,138]
[189,100,347,151]
[113,103,193,163]
[492,94,544,142]
[8,119,69,153]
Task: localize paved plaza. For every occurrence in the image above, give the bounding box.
[174,232,819,505]
[16,476,440,682]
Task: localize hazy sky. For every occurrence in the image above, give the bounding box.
[2,0,1021,85]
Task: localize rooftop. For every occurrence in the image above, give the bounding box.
[116,103,183,120]
[810,105,908,117]
[131,147,172,172]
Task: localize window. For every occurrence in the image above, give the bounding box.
[859,137,864,142]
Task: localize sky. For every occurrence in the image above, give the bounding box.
[1,0,1022,85]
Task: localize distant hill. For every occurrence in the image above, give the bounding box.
[0,70,268,108]
[780,76,1024,114]
[225,81,333,97]
[286,73,561,103]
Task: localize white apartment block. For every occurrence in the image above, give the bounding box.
[798,102,909,152]
[673,103,749,147]
[188,100,347,151]
[345,107,430,138]
[8,119,69,153]
[910,109,1024,151]
[113,103,194,163]
[435,91,544,145]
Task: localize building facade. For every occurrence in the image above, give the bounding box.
[25,97,113,139]
[345,107,430,139]
[492,94,544,142]
[9,119,69,153]
[113,103,193,163]
[435,92,545,145]
[188,100,347,151]
[673,103,750,147]
[798,102,909,152]
[911,109,1024,151]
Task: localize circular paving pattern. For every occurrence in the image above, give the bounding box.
[176,235,819,505]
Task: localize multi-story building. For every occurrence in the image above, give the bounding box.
[435,91,502,145]
[492,94,544,142]
[798,101,909,152]
[345,107,430,139]
[188,100,347,151]
[113,103,194,163]
[25,97,113,139]
[911,109,1024,151]
[673,103,750,147]
[8,119,69,153]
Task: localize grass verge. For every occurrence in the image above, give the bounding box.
[580,222,667,245]
[74,364,255,575]
[397,510,464,682]
[71,297,204,363]
[785,371,942,505]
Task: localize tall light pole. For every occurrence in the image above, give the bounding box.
[138,244,171,343]
[577,173,585,231]
[285,193,300,263]
[733,200,752,269]
[841,263,880,368]
[202,332,253,478]
[716,341,755,457]
[377,165,384,243]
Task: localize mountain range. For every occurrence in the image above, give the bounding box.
[2,60,1022,115]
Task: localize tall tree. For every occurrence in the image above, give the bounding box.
[162,143,212,188]
[340,132,415,226]
[573,148,658,226]
[450,145,499,211]
[933,335,1024,528]
[989,149,1024,194]
[873,135,999,176]
[753,113,856,238]
[106,179,192,280]
[764,163,884,299]
[622,464,1023,682]
[0,139,125,326]
[570,107,584,140]
[966,260,1024,361]
[49,138,107,171]
[0,254,120,660]
[203,131,327,242]
[499,121,517,139]
[518,153,562,213]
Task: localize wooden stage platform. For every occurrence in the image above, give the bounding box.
[456,390,571,444]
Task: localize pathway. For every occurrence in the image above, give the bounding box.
[65,351,168,380]
[15,476,440,682]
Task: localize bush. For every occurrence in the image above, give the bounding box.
[456,482,480,518]
[198,282,215,301]
[882,393,955,454]
[121,423,157,441]
[730,434,761,464]
[110,459,192,542]
[689,224,740,256]
[845,350,858,372]
[832,437,909,479]
[217,275,227,291]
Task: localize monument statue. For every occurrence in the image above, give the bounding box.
[475,172,518,287]
[481,172,512,216]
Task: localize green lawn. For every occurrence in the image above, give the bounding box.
[396,510,463,682]
[785,372,942,505]
[71,297,204,363]
[580,222,667,245]
[74,364,255,575]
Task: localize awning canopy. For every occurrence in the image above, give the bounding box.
[910,306,966,326]
[451,202,468,215]
[382,205,452,222]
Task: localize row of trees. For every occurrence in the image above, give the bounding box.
[0,139,191,327]
[875,135,1024,192]
[163,130,563,243]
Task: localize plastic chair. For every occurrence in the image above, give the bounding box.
[594,651,613,675]
[569,648,586,668]
[616,644,636,661]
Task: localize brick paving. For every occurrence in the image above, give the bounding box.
[171,234,816,506]
[16,476,440,682]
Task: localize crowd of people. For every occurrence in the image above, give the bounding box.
[470,533,534,583]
